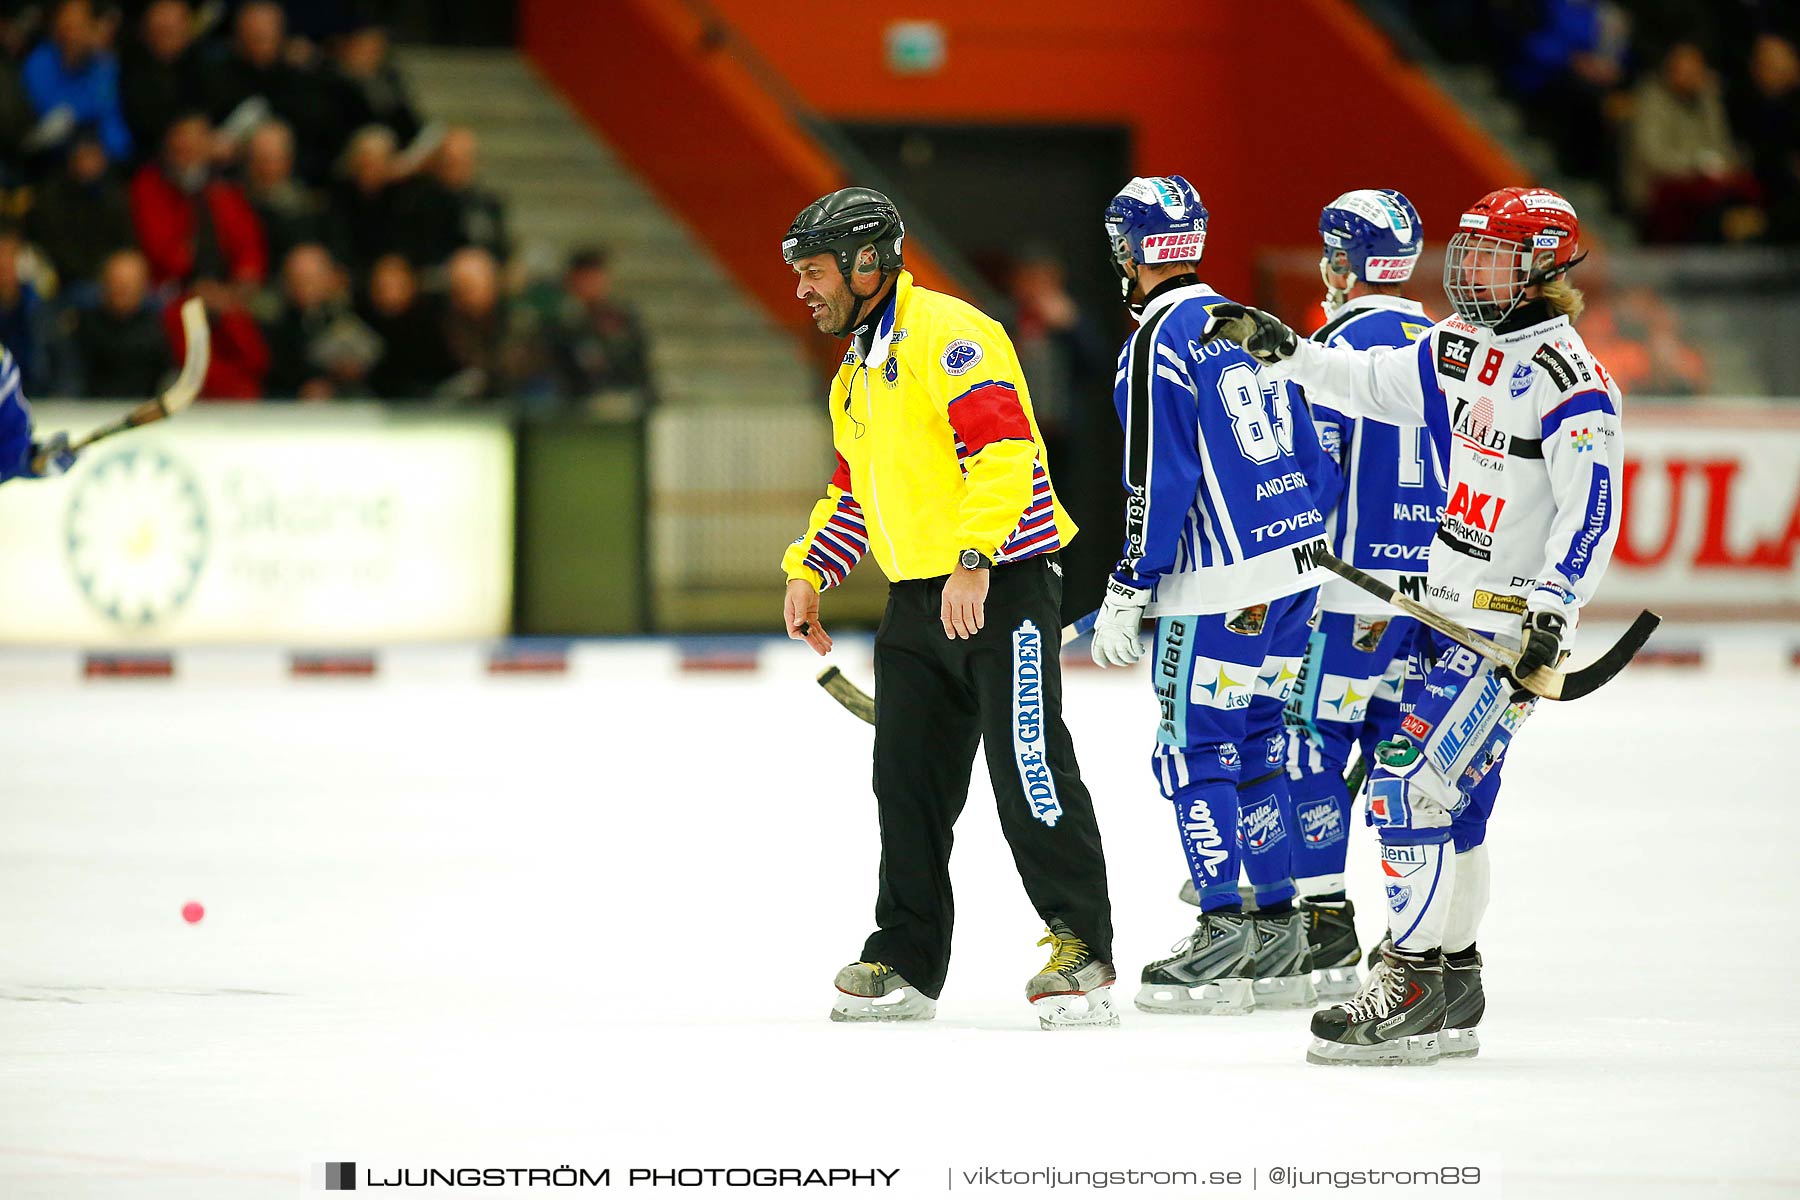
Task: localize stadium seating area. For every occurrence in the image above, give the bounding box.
[1396,0,1800,245]
[0,0,652,406]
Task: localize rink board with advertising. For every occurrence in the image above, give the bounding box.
[1604,403,1800,619]
[0,403,513,646]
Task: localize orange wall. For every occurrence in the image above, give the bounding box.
[520,0,963,352]
[700,0,1524,303]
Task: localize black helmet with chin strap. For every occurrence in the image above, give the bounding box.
[783,186,905,336]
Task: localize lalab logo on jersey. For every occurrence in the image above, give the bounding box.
[1452,396,1508,457]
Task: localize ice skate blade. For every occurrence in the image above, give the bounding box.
[1305,1032,1440,1066]
[1253,972,1317,1009]
[1034,986,1120,1030]
[1440,1027,1480,1058]
[829,988,936,1023]
[1134,979,1254,1015]
[1312,964,1361,1001]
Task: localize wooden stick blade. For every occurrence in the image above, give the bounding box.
[163,298,210,414]
[817,665,875,725]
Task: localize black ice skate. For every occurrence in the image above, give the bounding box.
[1306,946,1444,1065]
[1300,897,1362,1001]
[829,961,935,1022]
[1442,948,1484,1058]
[1026,920,1119,1030]
[1249,910,1317,1008]
[1136,910,1257,1015]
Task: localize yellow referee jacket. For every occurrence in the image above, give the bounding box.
[781,271,1077,589]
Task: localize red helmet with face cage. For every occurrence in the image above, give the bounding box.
[1443,187,1587,327]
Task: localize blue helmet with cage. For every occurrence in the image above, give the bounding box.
[1319,188,1422,286]
[1103,175,1208,306]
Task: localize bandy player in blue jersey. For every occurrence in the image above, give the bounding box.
[1205,186,1624,1064]
[1279,190,1445,1001]
[1086,176,1332,1015]
[0,345,75,484]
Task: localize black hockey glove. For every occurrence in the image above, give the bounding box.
[1507,610,1566,698]
[1199,303,1300,365]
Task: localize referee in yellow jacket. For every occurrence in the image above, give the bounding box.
[780,187,1117,1029]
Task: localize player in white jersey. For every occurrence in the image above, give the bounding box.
[1203,186,1624,1064]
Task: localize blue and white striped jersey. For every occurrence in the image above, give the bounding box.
[1109,279,1332,615]
[0,348,34,483]
[1293,294,1444,614]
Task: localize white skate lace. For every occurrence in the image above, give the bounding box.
[1340,957,1404,1023]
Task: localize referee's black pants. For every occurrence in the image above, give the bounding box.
[861,554,1113,999]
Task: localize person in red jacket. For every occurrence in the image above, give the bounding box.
[130,109,269,398]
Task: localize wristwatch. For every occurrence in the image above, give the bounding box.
[959,549,992,571]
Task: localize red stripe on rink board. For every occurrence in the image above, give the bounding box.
[487,653,569,675]
[83,654,174,678]
[681,656,759,672]
[1634,647,1704,668]
[290,654,377,677]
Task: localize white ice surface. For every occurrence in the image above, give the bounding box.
[2,641,1797,1198]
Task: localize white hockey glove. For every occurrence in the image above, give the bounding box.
[1090,577,1150,668]
[1199,303,1299,365]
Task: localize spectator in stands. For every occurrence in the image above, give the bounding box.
[133,112,269,398]
[69,248,170,398]
[1509,0,1632,203]
[330,123,403,278]
[130,110,267,288]
[0,226,60,394]
[545,246,653,409]
[1625,40,1764,242]
[121,0,202,162]
[201,0,338,182]
[1734,33,1800,243]
[0,50,36,185]
[438,245,534,402]
[26,125,134,299]
[22,0,134,163]
[261,243,380,399]
[326,21,423,153]
[243,119,339,267]
[360,252,454,399]
[395,125,509,268]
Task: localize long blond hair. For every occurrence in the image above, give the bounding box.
[1540,277,1585,322]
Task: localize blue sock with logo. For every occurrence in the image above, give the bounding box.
[1169,779,1241,912]
[1237,765,1297,909]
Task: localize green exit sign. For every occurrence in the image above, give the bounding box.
[885,21,945,75]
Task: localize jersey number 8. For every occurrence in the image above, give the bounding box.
[1216,362,1293,465]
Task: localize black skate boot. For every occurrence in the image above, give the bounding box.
[1136,909,1257,1015]
[1300,898,1362,1001]
[1027,920,1119,1030]
[1442,947,1484,1058]
[1306,946,1444,1066]
[1249,909,1316,1008]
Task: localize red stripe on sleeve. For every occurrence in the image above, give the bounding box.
[948,381,1032,455]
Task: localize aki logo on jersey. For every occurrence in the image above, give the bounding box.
[1440,481,1507,561]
